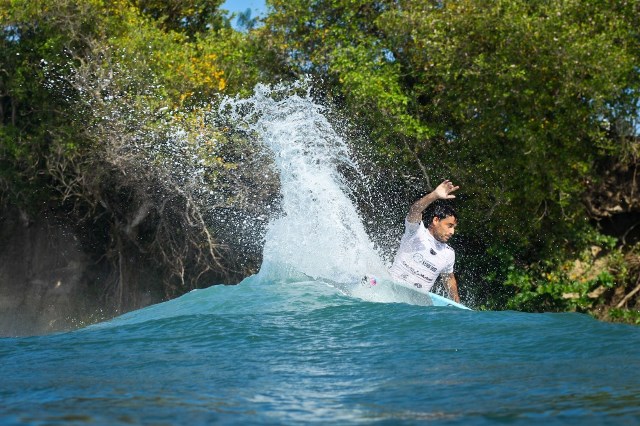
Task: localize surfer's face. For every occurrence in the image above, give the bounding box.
[429,215,457,243]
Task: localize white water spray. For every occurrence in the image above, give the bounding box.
[220,83,389,284]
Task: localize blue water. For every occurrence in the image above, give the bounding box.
[2,274,639,425]
[3,83,639,425]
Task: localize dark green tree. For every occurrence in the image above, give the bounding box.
[133,0,230,37]
[263,0,640,309]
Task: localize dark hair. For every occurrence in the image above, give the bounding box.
[424,201,458,224]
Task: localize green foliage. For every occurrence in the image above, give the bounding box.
[504,232,627,313]
[505,266,618,312]
[133,0,229,37]
[0,0,276,305]
[0,0,99,206]
[379,0,638,250]
[0,0,265,207]
[264,0,640,314]
[264,0,423,151]
[608,308,640,325]
[264,0,639,236]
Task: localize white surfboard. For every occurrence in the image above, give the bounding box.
[360,275,472,310]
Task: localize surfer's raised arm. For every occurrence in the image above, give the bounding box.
[407,180,460,223]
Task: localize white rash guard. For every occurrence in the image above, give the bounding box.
[389,219,455,292]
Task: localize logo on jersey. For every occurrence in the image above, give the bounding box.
[430,248,437,255]
[401,261,434,282]
[412,253,438,273]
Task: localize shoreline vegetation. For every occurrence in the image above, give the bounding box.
[1,0,639,335]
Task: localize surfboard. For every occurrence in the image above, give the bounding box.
[360,275,472,310]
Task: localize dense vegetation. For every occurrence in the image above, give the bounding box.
[1,0,639,323]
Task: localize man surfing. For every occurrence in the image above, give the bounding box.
[389,180,461,302]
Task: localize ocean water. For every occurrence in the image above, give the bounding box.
[2,83,639,425]
[2,275,640,425]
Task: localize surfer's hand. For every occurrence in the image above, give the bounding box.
[432,180,459,200]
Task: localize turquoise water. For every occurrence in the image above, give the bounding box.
[3,84,639,425]
[2,275,640,425]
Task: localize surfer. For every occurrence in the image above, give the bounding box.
[389,180,461,302]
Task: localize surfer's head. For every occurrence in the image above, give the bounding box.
[426,203,457,243]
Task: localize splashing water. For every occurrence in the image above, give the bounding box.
[220,83,389,284]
